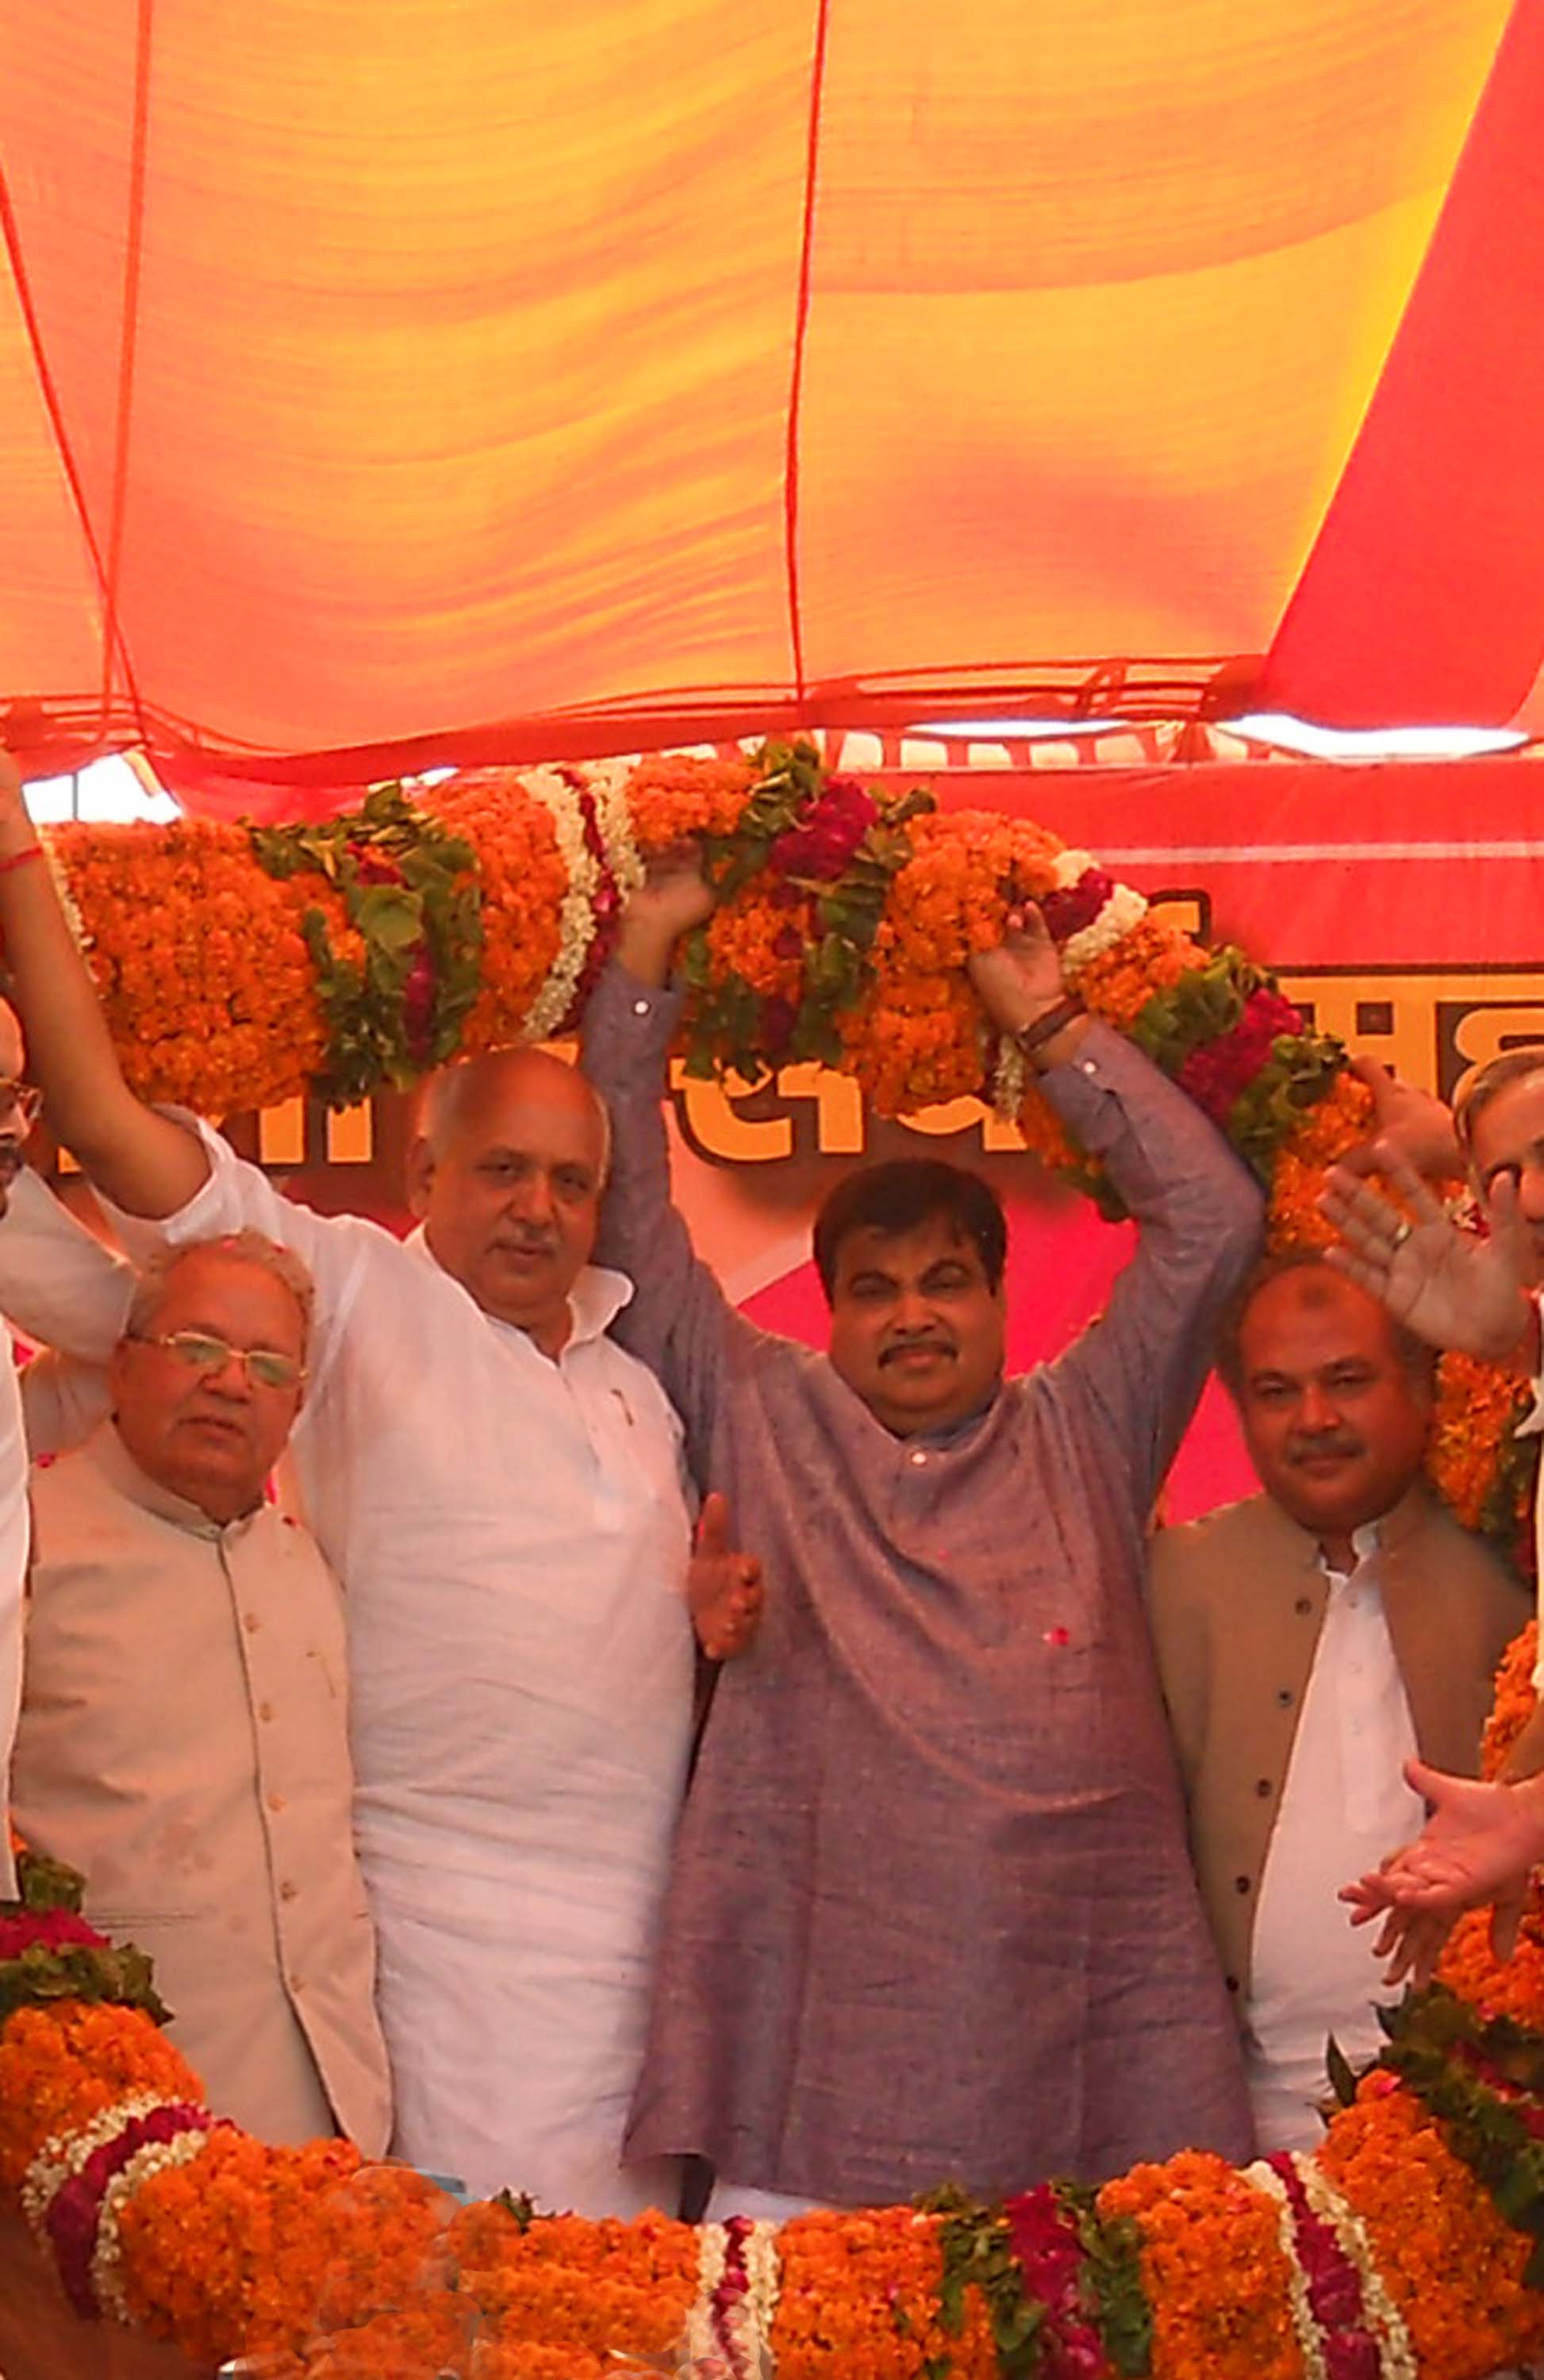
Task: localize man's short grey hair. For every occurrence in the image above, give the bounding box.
[125,1230,316,1351]
[1454,1046,1544,1157]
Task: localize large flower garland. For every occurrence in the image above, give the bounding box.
[12,747,1544,2370]
[39,739,1538,1561]
[6,1793,1544,2380]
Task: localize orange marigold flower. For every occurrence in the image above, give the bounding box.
[1316,2082,1544,2377]
[1098,2150,1303,2380]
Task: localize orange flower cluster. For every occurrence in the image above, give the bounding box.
[879,812,1063,977]
[706,892,806,1004]
[422,773,568,1054]
[1432,1902,1544,2025]
[119,2126,367,2368]
[837,972,989,1114]
[1481,1619,1539,1779]
[444,2199,697,2378]
[1264,1071,1377,1245]
[0,2001,198,2193]
[812,812,1062,1116]
[50,820,338,1115]
[772,2205,996,2379]
[627,753,756,847]
[1097,2151,1302,2380]
[1076,912,1201,1031]
[1423,1352,1534,1536]
[1009,1088,1084,1177]
[1316,2080,1544,2377]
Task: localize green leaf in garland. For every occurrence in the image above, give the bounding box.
[1326,2033,1360,2109]
[248,781,484,1106]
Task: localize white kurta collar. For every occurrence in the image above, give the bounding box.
[401,1224,635,1349]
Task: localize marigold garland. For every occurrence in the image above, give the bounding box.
[9,1833,1544,2377]
[36,739,1535,1555]
[17,750,1544,2375]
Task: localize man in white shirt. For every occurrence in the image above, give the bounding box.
[0,757,759,2210]
[0,1005,140,1902]
[1150,1254,1527,2150]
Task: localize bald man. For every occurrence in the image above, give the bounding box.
[0,752,758,2213]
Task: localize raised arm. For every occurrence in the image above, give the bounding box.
[0,753,208,1217]
[579,863,749,1464]
[970,914,1265,1514]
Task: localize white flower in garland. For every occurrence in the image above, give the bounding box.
[1060,882,1148,981]
[1246,2159,1328,2380]
[730,2219,780,2377]
[991,1033,1031,1125]
[682,2219,728,2370]
[92,2128,216,2324]
[1296,2155,1417,2380]
[21,2090,167,2243]
[585,757,647,905]
[522,767,601,1042]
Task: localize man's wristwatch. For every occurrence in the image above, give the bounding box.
[1012,994,1086,1062]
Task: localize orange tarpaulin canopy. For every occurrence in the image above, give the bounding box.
[2,0,1543,807]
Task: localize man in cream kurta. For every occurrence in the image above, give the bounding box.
[16,1414,391,2150]
[0,1047,141,1899]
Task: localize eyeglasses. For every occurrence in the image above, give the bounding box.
[128,1330,306,1392]
[0,1081,42,1130]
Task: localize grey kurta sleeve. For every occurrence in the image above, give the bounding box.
[1035,1019,1266,1514]
[581,961,750,1466]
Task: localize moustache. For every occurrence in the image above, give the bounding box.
[878,1336,956,1367]
[1286,1430,1364,1464]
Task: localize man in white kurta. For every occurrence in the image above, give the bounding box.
[102,1121,697,2209]
[0,758,720,2211]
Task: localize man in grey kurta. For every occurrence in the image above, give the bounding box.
[582,905,1262,2209]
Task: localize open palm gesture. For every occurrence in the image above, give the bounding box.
[1320,1154,1536,1363]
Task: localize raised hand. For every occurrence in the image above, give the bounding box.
[1336,1054,1463,1184]
[966,907,1070,1035]
[616,847,718,988]
[1319,1154,1536,1362]
[687,1490,764,1662]
[1339,1759,1544,1986]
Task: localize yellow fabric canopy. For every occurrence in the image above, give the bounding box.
[0,0,1536,796]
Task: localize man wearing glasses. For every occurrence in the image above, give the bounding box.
[0,1000,177,1904]
[8,1225,394,2152]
